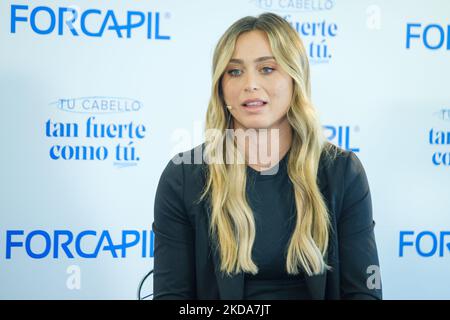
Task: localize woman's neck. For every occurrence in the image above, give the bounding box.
[233,116,292,172]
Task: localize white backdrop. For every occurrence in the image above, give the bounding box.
[0,0,449,299]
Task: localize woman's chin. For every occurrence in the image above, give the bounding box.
[234,118,275,131]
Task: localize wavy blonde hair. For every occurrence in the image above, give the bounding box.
[200,12,335,276]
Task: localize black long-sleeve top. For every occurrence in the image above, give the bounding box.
[152,142,382,300]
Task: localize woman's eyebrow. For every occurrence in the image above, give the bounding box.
[228,56,276,64]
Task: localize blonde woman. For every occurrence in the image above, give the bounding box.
[152,12,382,300]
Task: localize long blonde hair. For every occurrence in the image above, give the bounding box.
[200,12,335,276]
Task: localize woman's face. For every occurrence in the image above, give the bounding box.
[221,30,294,130]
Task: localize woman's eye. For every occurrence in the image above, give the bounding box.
[261,66,275,74]
[227,69,242,77]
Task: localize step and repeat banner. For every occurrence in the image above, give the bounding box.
[0,0,449,299]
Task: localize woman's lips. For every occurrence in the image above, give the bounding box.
[241,99,267,106]
[241,101,267,113]
[241,99,268,112]
[243,101,266,106]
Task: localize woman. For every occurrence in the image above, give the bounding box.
[152,12,382,300]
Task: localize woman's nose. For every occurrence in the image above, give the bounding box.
[244,85,258,92]
[243,72,260,92]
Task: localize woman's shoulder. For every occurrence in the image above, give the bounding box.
[159,142,368,194]
[162,143,207,177]
[157,143,208,201]
[319,142,370,192]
